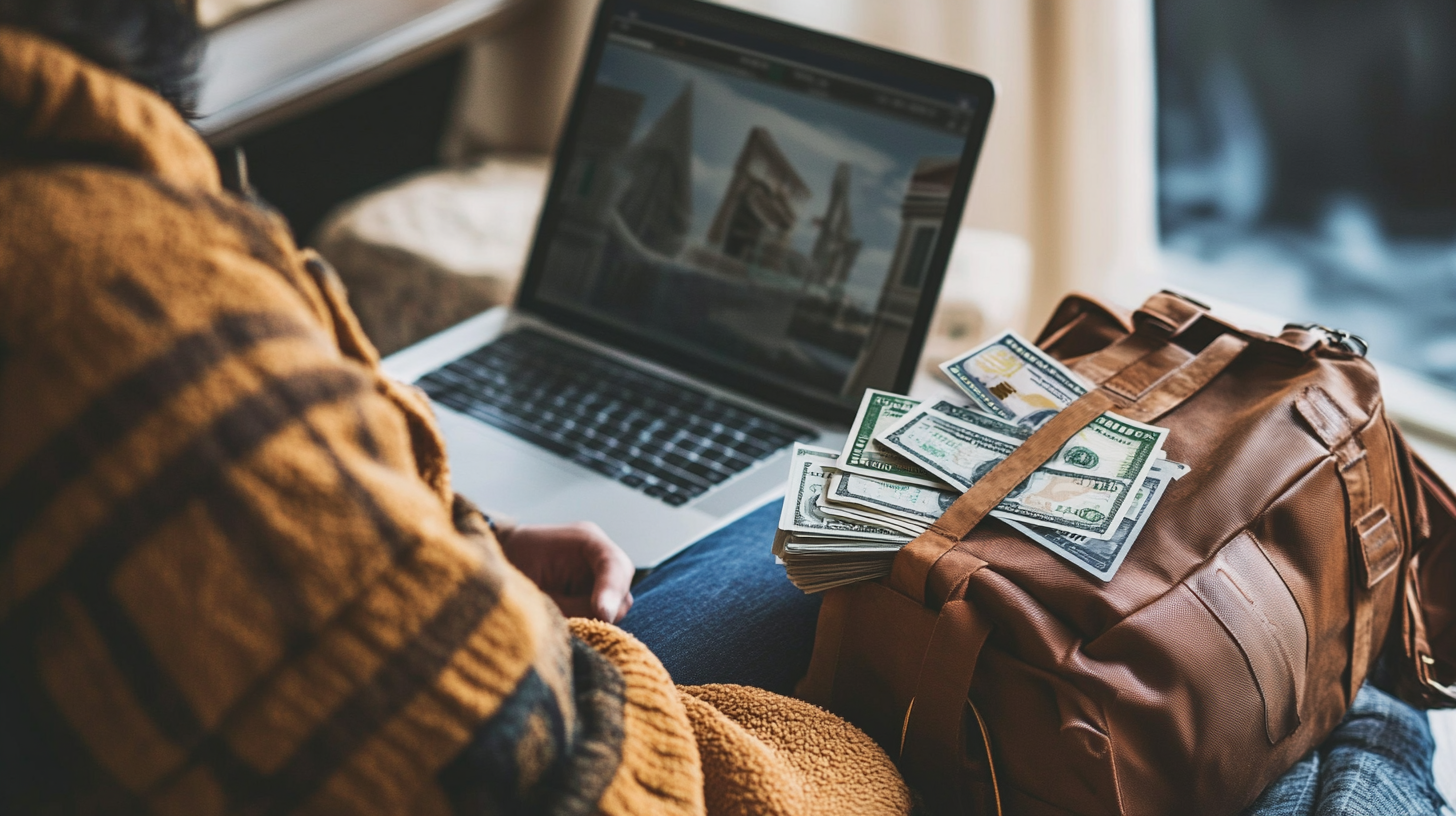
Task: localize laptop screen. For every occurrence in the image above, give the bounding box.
[520,0,993,421]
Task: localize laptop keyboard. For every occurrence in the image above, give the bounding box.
[416,329,815,506]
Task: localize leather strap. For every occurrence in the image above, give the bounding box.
[967,696,1004,816]
[889,391,1116,604]
[890,331,1250,606]
[1102,342,1195,402]
[797,586,851,706]
[899,569,992,814]
[1071,331,1165,384]
[1134,290,1207,338]
[1072,290,1207,384]
[1295,386,1392,702]
[1115,333,1249,422]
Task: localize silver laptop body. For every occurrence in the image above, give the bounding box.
[382,0,994,567]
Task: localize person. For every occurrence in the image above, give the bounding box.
[0,2,905,814]
[0,2,1446,815]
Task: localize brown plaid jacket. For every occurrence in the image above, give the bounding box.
[0,26,909,816]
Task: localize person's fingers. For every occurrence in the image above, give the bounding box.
[577,522,635,623]
[614,590,634,623]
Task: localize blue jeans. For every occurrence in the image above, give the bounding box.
[619,499,820,695]
[1243,683,1447,816]
[622,499,1448,813]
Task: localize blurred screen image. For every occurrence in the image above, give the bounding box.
[536,3,977,404]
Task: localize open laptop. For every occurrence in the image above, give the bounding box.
[382,0,995,567]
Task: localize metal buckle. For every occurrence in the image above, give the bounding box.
[1284,322,1369,357]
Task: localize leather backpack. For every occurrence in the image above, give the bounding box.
[798,291,1456,816]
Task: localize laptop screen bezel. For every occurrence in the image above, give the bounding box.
[514,0,996,425]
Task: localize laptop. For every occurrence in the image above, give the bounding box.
[382,0,995,567]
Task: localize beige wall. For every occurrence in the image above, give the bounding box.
[448,0,1159,333]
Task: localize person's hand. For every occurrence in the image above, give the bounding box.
[498,522,635,623]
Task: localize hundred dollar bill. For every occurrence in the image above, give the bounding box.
[780,548,897,593]
[838,390,946,487]
[816,500,925,534]
[782,539,903,555]
[817,502,928,538]
[940,330,1089,430]
[771,526,790,557]
[826,471,956,527]
[1000,460,1180,581]
[875,407,1167,537]
[778,444,908,542]
[1158,458,1190,480]
[920,398,1031,441]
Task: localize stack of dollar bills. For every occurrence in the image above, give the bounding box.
[774,331,1188,593]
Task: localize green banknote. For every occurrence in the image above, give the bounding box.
[875,407,1166,537]
[826,471,955,526]
[777,444,909,542]
[837,390,945,488]
[939,330,1088,431]
[921,398,1032,440]
[1000,459,1180,581]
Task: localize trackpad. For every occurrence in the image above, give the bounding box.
[432,406,592,513]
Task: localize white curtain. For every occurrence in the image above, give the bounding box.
[450,0,1160,333]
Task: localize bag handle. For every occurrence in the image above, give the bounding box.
[898,568,994,815]
[888,330,1250,607]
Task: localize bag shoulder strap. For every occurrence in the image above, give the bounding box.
[1396,441,1456,707]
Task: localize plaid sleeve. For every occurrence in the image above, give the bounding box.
[0,170,697,816]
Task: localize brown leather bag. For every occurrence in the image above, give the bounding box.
[799,291,1456,816]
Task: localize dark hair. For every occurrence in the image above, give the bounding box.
[0,0,204,117]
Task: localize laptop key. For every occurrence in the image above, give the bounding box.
[416,329,814,506]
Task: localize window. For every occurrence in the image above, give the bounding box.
[1156,0,1456,391]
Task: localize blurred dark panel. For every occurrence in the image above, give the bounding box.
[1155,0,1456,389]
[1156,0,1456,238]
[219,48,465,241]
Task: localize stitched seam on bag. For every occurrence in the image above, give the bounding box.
[1188,533,1305,742]
[1243,530,1311,711]
[1080,453,1334,641]
[1091,693,1126,814]
[1186,582,1281,742]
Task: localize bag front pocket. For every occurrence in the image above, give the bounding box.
[1186,530,1307,743]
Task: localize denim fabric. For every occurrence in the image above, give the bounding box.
[623,500,1449,814]
[618,499,821,695]
[1245,683,1447,816]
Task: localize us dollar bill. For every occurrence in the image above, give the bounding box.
[782,538,903,555]
[920,398,1031,441]
[1000,459,1181,581]
[827,471,955,527]
[837,390,945,487]
[778,444,909,542]
[875,407,1166,537]
[816,501,926,538]
[779,549,897,593]
[939,330,1089,431]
